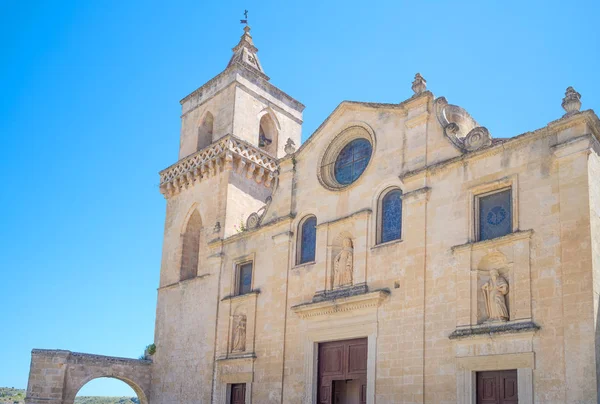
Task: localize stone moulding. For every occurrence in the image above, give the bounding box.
[31,349,152,365]
[159,134,278,198]
[451,229,534,253]
[216,352,257,361]
[291,288,390,319]
[221,289,261,302]
[449,320,540,340]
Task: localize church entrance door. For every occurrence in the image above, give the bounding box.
[476,370,518,404]
[317,338,367,404]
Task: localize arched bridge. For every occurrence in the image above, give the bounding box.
[25,349,152,404]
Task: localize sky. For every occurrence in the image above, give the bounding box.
[1,0,599,398]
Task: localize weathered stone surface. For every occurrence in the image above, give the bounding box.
[24,350,151,404]
[25,23,600,404]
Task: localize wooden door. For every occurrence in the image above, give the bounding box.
[477,370,518,404]
[318,338,367,404]
[230,383,246,404]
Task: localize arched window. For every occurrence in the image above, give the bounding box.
[378,189,402,244]
[258,114,278,156]
[297,216,317,264]
[180,210,202,281]
[197,112,214,151]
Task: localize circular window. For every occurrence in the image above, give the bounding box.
[318,125,375,190]
[334,138,372,185]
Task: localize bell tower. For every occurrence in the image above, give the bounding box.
[157,23,304,284]
[176,24,304,160]
[152,24,304,401]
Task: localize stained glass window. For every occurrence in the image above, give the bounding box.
[381,190,402,243]
[479,189,512,241]
[238,262,253,295]
[299,216,317,264]
[334,139,372,185]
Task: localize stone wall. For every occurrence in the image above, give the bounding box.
[153,85,600,403]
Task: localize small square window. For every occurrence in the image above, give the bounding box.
[237,262,253,295]
[478,189,512,241]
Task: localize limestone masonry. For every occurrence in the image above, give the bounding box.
[25,25,600,404]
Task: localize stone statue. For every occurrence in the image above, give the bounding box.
[231,314,246,352]
[333,238,353,288]
[482,269,509,322]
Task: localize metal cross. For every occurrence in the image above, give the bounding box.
[240,10,248,24]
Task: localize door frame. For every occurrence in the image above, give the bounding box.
[304,321,377,404]
[456,352,534,404]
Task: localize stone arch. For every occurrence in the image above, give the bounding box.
[197,111,214,151]
[25,350,151,404]
[180,208,203,281]
[66,375,149,404]
[477,251,508,271]
[258,112,278,156]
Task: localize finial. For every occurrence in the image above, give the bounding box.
[412,73,427,95]
[284,138,297,155]
[561,86,582,117]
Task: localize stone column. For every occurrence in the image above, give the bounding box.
[25,350,69,404]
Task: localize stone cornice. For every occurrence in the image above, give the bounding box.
[291,289,390,319]
[451,229,534,253]
[551,134,595,158]
[159,134,278,198]
[180,65,304,112]
[400,110,600,181]
[31,349,152,365]
[449,320,540,340]
[221,289,260,302]
[316,208,372,228]
[212,213,295,246]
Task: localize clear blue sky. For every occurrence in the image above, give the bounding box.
[1,0,598,398]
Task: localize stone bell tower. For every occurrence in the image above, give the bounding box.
[176,25,304,160]
[159,23,305,238]
[151,25,304,402]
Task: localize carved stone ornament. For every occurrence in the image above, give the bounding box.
[482,269,509,322]
[411,73,427,95]
[464,127,492,151]
[333,238,354,288]
[434,97,493,152]
[159,135,278,199]
[562,86,582,117]
[245,196,272,230]
[231,314,247,352]
[213,221,221,234]
[284,138,296,155]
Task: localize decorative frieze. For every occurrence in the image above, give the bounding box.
[159,135,278,198]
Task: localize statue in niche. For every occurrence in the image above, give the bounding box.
[231,314,247,352]
[333,238,354,288]
[482,269,509,322]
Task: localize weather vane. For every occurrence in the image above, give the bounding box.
[240,10,248,25]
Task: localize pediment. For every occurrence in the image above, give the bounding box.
[291,288,390,319]
[294,99,414,158]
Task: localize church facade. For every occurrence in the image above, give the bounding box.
[25,26,600,404]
